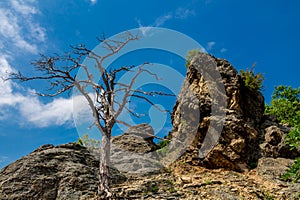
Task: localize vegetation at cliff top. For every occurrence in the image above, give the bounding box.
[265,85,300,127]
[185,50,264,92]
[265,85,300,183]
[76,134,101,148]
[239,63,264,91]
[185,49,200,67]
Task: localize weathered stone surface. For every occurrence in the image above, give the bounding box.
[112,123,158,154]
[171,53,265,171]
[113,164,300,200]
[0,143,126,200]
[260,125,300,159]
[256,157,300,199]
[111,124,162,175]
[256,157,294,181]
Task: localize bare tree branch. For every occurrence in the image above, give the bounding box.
[130,94,172,115]
[6,33,176,199]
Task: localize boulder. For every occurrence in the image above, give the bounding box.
[260,124,300,158]
[112,123,158,154]
[0,143,126,200]
[110,124,162,175]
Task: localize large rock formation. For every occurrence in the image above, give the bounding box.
[171,53,299,172]
[0,143,126,200]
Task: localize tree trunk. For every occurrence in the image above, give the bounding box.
[98,130,112,199]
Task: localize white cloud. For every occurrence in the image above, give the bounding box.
[0,55,74,128]
[90,0,97,5]
[0,56,15,95]
[155,13,172,27]
[137,6,196,33]
[0,1,71,128]
[28,22,46,42]
[0,0,46,54]
[0,156,9,163]
[19,96,74,127]
[137,19,153,37]
[220,48,228,53]
[175,8,195,19]
[206,41,216,50]
[10,0,38,15]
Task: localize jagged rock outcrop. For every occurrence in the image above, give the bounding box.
[0,143,126,200]
[171,53,300,172]
[171,53,265,171]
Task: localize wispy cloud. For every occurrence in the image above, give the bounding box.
[0,0,46,54]
[137,6,196,36]
[137,19,153,36]
[0,156,9,163]
[154,13,172,27]
[0,56,74,127]
[220,48,228,53]
[0,1,75,128]
[90,0,97,5]
[10,0,38,15]
[206,41,216,50]
[175,7,195,19]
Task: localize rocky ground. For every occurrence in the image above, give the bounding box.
[1,143,299,200]
[113,159,300,200]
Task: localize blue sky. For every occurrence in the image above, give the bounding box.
[0,0,299,169]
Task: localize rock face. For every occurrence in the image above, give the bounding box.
[256,157,300,199]
[171,53,265,171]
[0,143,126,200]
[171,53,300,172]
[112,123,158,154]
[111,124,162,175]
[260,116,300,159]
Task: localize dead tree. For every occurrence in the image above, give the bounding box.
[7,32,173,199]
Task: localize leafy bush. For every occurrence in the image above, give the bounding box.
[157,139,170,149]
[76,134,101,148]
[284,126,300,183]
[185,48,200,67]
[286,125,300,150]
[266,85,300,183]
[265,85,300,127]
[281,157,300,183]
[239,64,264,91]
[264,191,275,200]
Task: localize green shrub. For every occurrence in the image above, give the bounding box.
[265,85,300,127]
[281,157,300,183]
[286,125,300,150]
[264,191,275,200]
[239,64,264,91]
[266,85,300,183]
[156,145,170,157]
[185,49,200,67]
[157,139,170,149]
[76,134,101,148]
